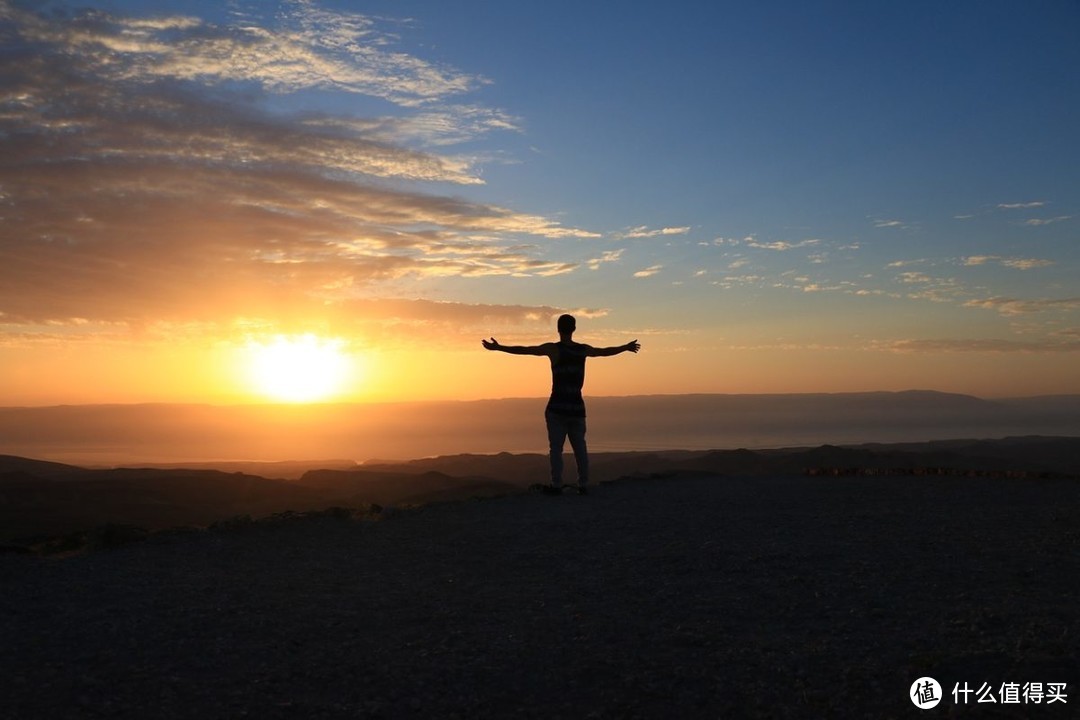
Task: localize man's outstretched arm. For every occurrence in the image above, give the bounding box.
[586,340,641,357]
[482,338,557,357]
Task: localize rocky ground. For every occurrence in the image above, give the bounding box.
[2,472,1077,718]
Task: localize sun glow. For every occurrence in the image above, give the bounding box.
[245,334,354,402]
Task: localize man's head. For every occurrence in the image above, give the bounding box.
[557,313,576,336]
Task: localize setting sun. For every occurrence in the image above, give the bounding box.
[246,334,354,403]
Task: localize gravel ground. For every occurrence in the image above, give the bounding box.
[2,472,1078,719]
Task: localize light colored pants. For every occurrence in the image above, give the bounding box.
[545,410,588,488]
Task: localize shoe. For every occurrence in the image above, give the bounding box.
[541,484,563,496]
[577,486,589,496]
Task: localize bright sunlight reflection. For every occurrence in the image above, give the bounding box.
[246,334,353,402]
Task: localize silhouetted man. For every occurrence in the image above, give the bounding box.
[482,314,640,495]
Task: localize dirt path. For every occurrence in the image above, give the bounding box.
[2,473,1077,718]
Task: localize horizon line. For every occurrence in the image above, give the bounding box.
[4,388,1080,410]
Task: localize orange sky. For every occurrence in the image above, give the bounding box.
[2,1,1078,406]
[2,324,1077,407]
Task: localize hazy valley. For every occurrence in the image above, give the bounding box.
[2,391,1078,465]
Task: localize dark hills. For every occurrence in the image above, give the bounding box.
[0,454,83,478]
[0,466,329,541]
[2,435,1078,551]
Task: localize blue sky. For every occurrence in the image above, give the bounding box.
[1,0,1078,402]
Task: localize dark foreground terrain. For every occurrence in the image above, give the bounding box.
[4,436,1079,549]
[2,472,1077,718]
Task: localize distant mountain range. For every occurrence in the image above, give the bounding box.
[1,391,1078,465]
[3,434,1078,550]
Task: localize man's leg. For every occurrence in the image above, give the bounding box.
[566,416,588,490]
[545,411,567,489]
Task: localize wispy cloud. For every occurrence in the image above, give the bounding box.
[872,218,907,229]
[1022,216,1071,226]
[1000,258,1055,270]
[964,256,1055,270]
[997,201,1046,209]
[964,297,1080,317]
[710,236,756,246]
[0,1,595,335]
[891,269,967,304]
[633,265,664,278]
[299,299,608,347]
[8,0,482,106]
[621,225,692,239]
[745,239,820,251]
[0,297,608,349]
[889,338,1080,353]
[710,274,763,289]
[726,341,848,352]
[801,282,847,293]
[340,299,576,327]
[304,106,523,148]
[586,249,624,271]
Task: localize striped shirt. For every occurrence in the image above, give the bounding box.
[546,341,589,417]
